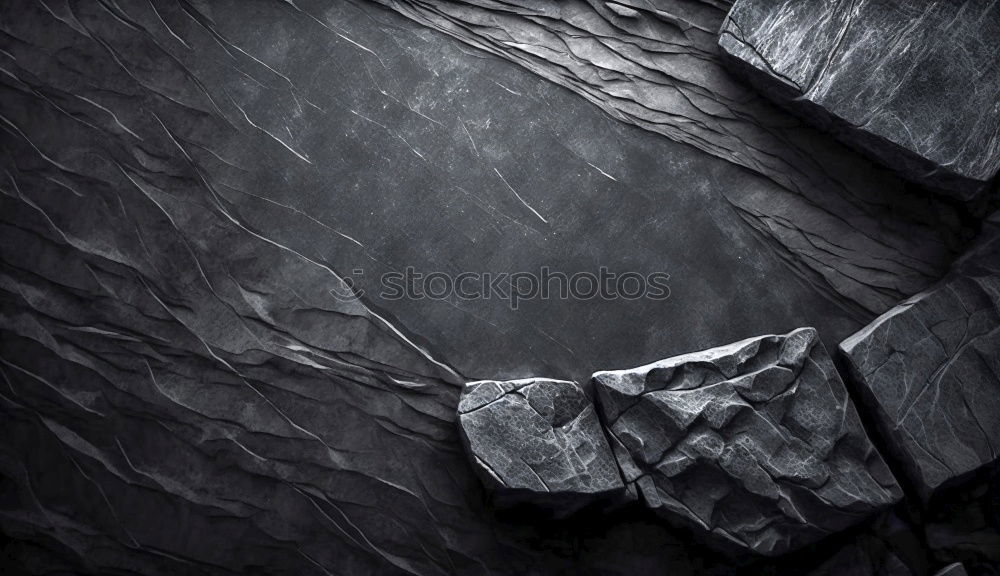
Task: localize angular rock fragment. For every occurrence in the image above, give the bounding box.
[458,378,624,513]
[840,214,1000,502]
[594,328,902,556]
[719,0,1000,198]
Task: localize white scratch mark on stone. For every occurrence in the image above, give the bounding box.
[587,162,618,181]
[494,168,548,224]
[492,80,522,96]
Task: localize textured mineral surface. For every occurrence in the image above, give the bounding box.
[719,0,1000,198]
[457,379,623,511]
[594,327,903,556]
[840,214,1000,502]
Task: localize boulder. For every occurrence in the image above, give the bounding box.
[594,328,902,556]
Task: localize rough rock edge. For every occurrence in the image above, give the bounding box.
[593,327,903,556]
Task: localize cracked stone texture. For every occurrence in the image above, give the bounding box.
[840,213,1000,503]
[719,0,1000,199]
[594,327,903,556]
[457,379,623,512]
[374,0,971,316]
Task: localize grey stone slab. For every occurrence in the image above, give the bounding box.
[719,0,1000,198]
[840,213,1000,502]
[457,379,623,513]
[594,327,903,556]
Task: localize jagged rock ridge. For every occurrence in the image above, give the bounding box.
[593,328,902,556]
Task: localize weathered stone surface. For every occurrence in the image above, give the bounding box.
[840,214,1000,502]
[594,327,903,556]
[458,379,623,512]
[719,0,1000,198]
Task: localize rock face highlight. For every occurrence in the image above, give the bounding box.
[594,328,903,556]
[840,214,1000,502]
[458,379,624,512]
[719,0,1000,198]
[933,563,968,576]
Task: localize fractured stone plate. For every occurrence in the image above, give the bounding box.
[840,213,1000,502]
[457,378,624,513]
[719,0,1000,198]
[594,327,903,556]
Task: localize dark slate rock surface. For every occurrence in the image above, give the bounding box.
[593,327,903,556]
[719,0,1000,198]
[373,0,972,316]
[457,379,623,511]
[0,0,988,574]
[1,0,931,573]
[0,0,926,391]
[840,213,1000,502]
